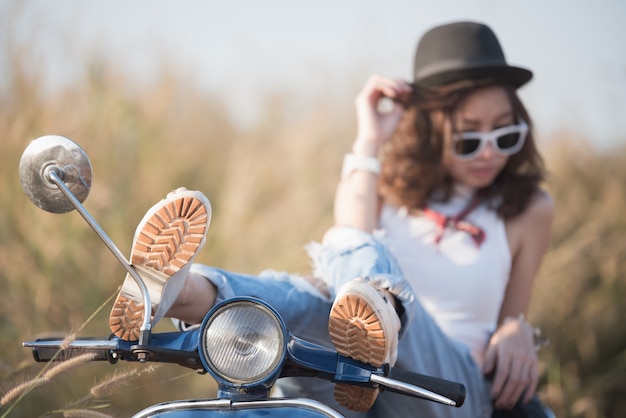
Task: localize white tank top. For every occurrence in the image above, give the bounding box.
[377,187,511,361]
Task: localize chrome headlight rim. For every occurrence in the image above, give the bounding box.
[198,297,287,387]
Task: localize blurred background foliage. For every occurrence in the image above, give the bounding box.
[1,18,625,418]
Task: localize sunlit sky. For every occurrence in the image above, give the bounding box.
[3,0,625,150]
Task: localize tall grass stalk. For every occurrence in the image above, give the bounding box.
[1,290,118,417]
[1,352,97,408]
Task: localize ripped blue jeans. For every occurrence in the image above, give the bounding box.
[190,226,416,345]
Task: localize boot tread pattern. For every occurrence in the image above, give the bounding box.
[109,196,208,341]
[329,293,387,411]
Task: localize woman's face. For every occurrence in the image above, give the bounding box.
[447,85,514,189]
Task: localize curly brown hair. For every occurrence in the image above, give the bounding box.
[378,80,546,220]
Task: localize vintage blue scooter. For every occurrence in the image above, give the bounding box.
[19,135,466,417]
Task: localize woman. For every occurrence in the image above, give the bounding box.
[332,21,553,416]
[108,21,553,417]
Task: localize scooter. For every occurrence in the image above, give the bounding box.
[19,135,467,417]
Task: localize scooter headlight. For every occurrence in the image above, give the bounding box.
[199,298,286,386]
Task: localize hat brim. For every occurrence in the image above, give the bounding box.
[415,64,533,89]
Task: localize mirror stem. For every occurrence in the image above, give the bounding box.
[48,169,152,347]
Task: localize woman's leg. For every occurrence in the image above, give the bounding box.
[294,226,414,411]
[307,226,415,335]
[187,265,334,345]
[168,225,417,348]
[163,271,217,324]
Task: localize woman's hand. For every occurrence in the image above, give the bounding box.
[353,75,413,157]
[483,316,539,410]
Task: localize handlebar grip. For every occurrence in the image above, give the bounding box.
[31,346,111,363]
[386,367,466,407]
[26,338,117,363]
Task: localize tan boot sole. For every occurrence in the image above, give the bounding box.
[109,195,209,341]
[329,292,387,411]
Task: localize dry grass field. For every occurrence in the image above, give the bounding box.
[1,39,624,418]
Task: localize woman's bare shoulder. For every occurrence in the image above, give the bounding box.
[508,190,553,224]
[523,190,554,223]
[506,190,554,253]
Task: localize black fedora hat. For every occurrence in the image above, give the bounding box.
[413,21,532,89]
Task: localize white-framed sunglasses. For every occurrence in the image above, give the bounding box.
[452,121,529,160]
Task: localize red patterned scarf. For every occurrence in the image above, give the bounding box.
[423,196,485,247]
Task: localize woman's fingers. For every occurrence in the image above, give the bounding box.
[489,350,509,401]
[356,75,412,109]
[492,354,539,409]
[524,361,540,404]
[354,75,412,150]
[495,357,526,408]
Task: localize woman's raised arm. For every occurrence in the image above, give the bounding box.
[334,75,412,231]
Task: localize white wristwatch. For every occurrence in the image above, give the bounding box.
[341,153,381,180]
